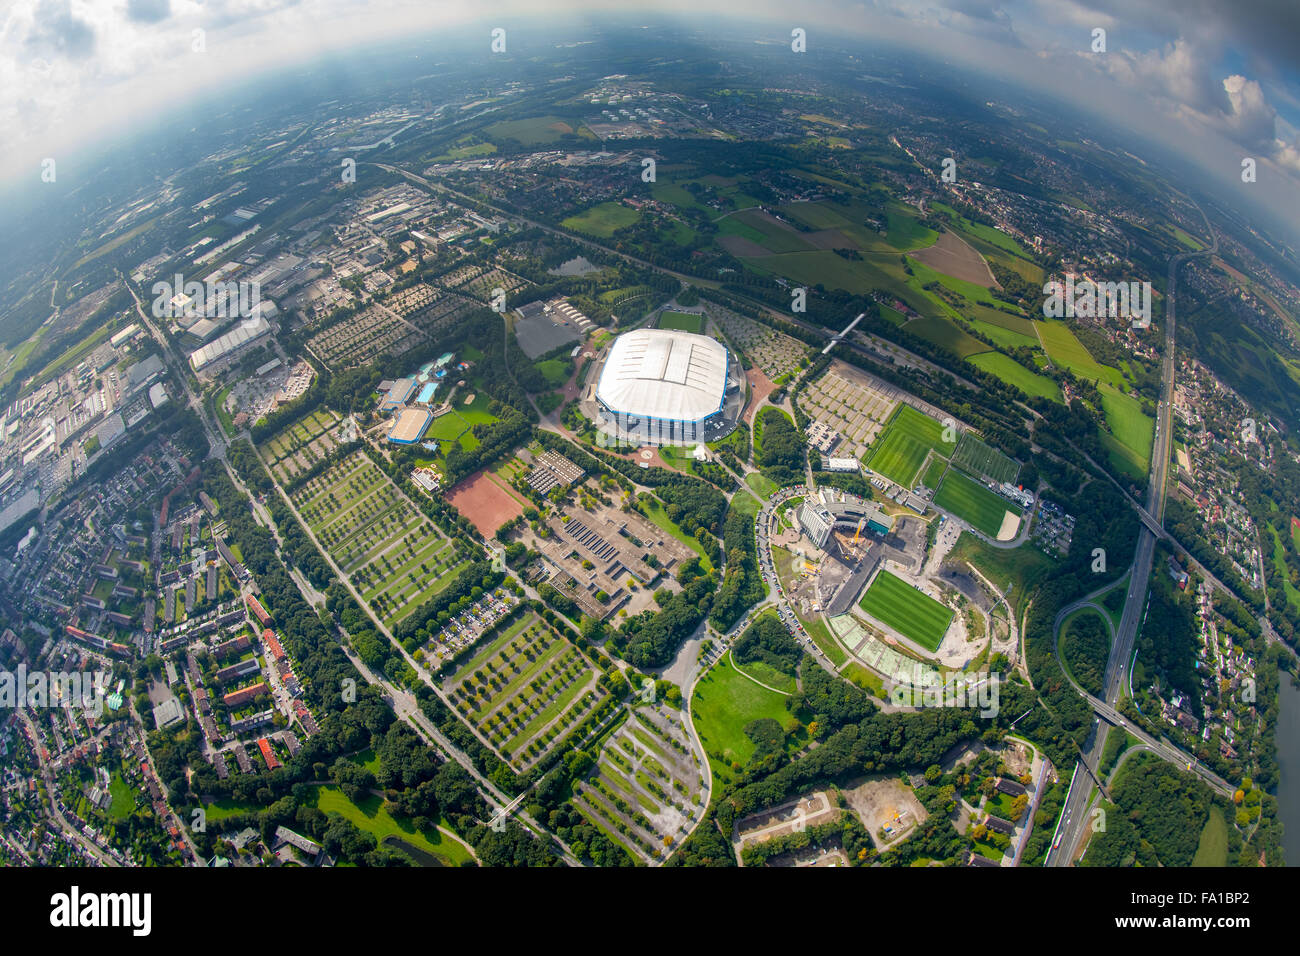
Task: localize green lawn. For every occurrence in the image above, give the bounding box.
[641,496,713,572]
[312,785,474,866]
[108,772,135,820]
[934,468,1019,538]
[562,202,640,237]
[732,654,797,693]
[802,613,847,667]
[658,311,704,334]
[692,656,796,771]
[745,472,779,498]
[857,570,953,652]
[867,404,956,487]
[1191,806,1229,867]
[1098,384,1154,478]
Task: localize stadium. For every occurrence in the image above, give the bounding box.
[593,328,743,445]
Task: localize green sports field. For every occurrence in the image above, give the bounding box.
[866,404,957,487]
[658,311,704,333]
[857,570,953,652]
[950,432,1020,485]
[933,468,1020,538]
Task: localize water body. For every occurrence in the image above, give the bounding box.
[1274,673,1300,865]
[383,835,446,867]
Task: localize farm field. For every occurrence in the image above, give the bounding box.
[967,352,1062,402]
[574,705,706,864]
[291,452,470,627]
[485,115,589,144]
[866,404,956,487]
[1099,384,1154,479]
[933,468,1021,539]
[904,317,991,359]
[856,570,953,652]
[444,611,611,773]
[1037,319,1126,389]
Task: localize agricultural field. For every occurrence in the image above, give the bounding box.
[562,202,640,237]
[486,115,591,144]
[967,351,1062,402]
[1098,384,1154,480]
[444,610,610,773]
[573,705,706,864]
[933,468,1021,539]
[658,310,704,334]
[1037,319,1126,389]
[291,452,470,627]
[950,433,1020,485]
[856,570,953,653]
[866,404,957,487]
[260,409,347,484]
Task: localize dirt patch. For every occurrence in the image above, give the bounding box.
[446,470,527,536]
[842,776,928,848]
[718,233,770,258]
[995,511,1020,541]
[734,792,840,860]
[743,366,777,425]
[908,229,1000,288]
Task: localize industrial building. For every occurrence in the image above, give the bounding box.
[188,315,272,373]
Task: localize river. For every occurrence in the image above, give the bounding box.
[1275,673,1300,864]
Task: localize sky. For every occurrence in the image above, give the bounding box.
[1,0,1299,239]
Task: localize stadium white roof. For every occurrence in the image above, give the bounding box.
[596,328,728,424]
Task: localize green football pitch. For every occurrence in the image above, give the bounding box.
[934,468,1018,538]
[857,571,953,652]
[866,404,956,487]
[658,311,704,334]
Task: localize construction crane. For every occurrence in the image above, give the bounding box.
[853,516,866,545]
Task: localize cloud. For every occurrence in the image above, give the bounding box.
[126,0,172,24]
[22,0,96,60]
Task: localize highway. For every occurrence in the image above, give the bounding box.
[1046,204,1218,866]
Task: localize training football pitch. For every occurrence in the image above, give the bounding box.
[866,404,956,487]
[950,432,1020,485]
[857,570,952,652]
[934,468,1018,537]
[658,311,704,334]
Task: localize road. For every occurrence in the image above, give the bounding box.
[1046,203,1218,866]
